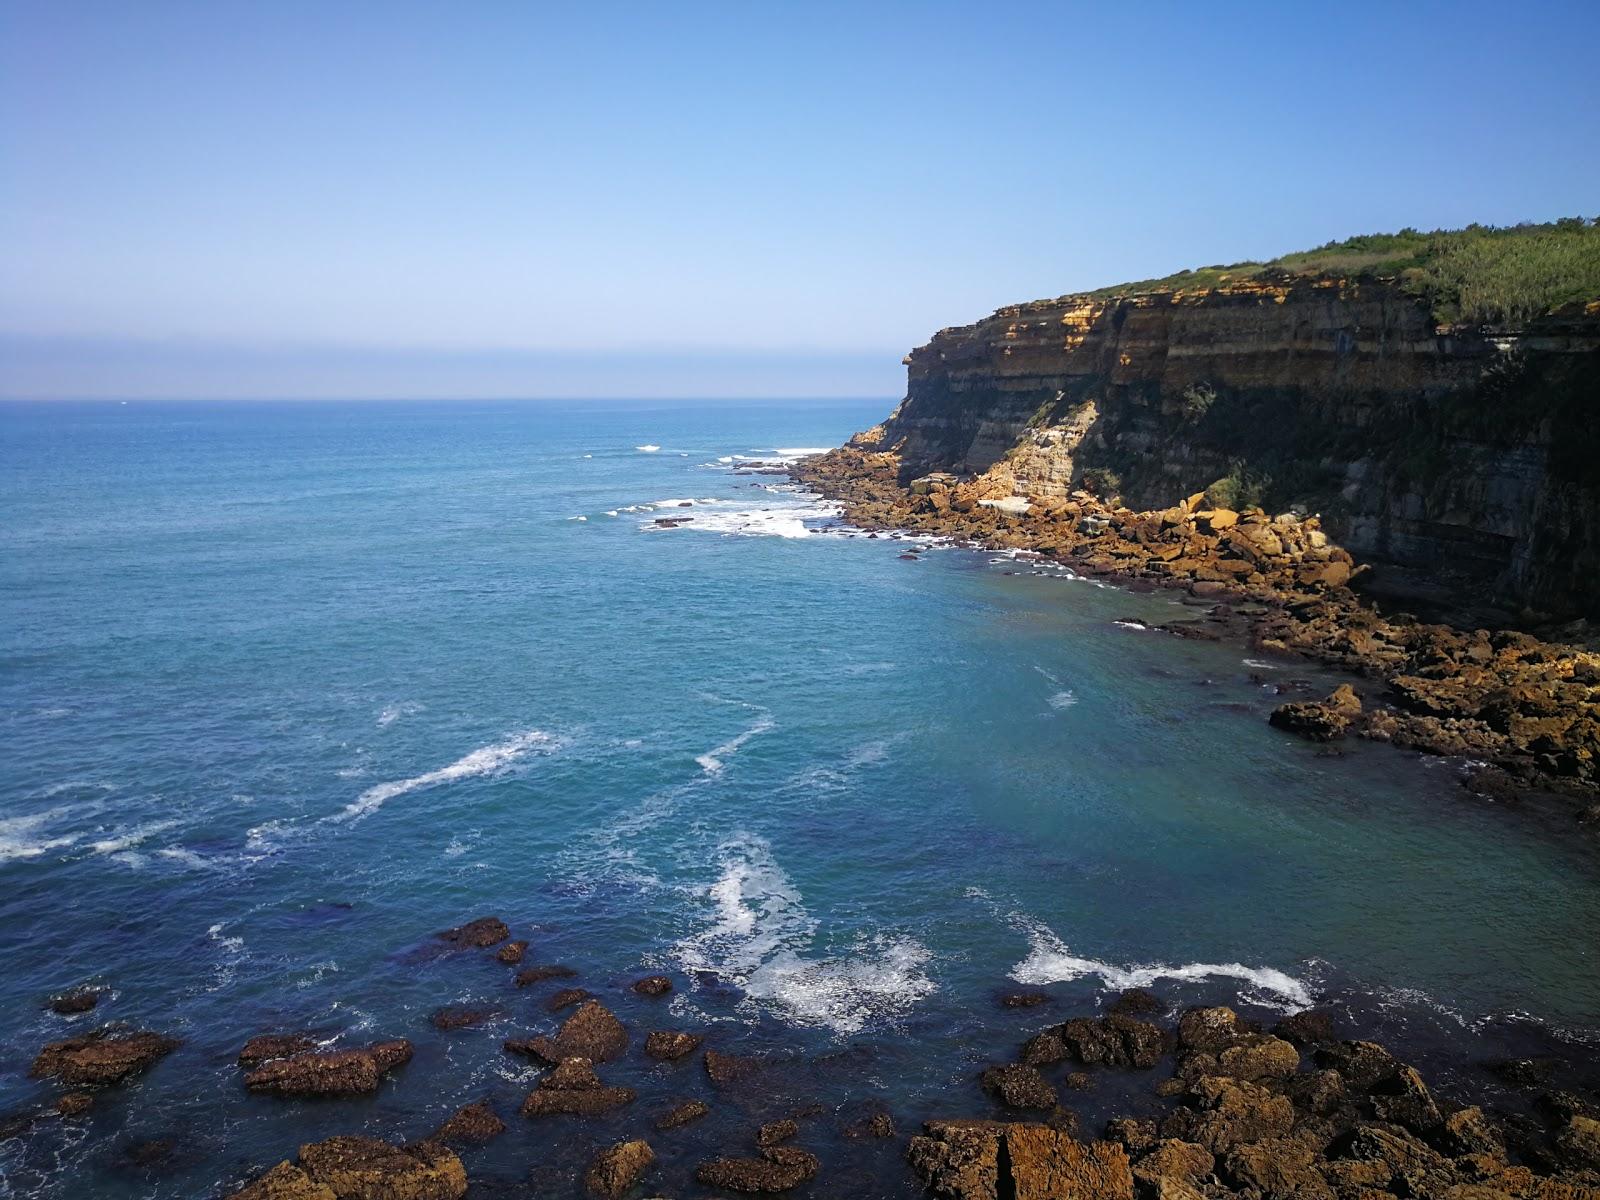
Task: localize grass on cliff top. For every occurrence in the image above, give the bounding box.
[1086,217,1600,325]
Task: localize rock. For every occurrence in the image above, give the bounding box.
[545,987,592,1012]
[430,1007,491,1031]
[1103,1118,1157,1154]
[656,1099,711,1130]
[520,1000,628,1064]
[1270,684,1362,741]
[1273,1009,1335,1046]
[1556,1114,1600,1170]
[1133,1140,1214,1194]
[906,1120,1133,1200]
[1315,1040,1400,1091]
[434,1100,505,1146]
[1029,1015,1170,1070]
[757,1119,798,1147]
[1176,1007,1249,1054]
[56,1091,94,1117]
[243,1040,412,1096]
[520,1057,635,1118]
[1184,1034,1299,1082]
[1485,1057,1560,1088]
[1440,1106,1503,1157]
[586,1139,654,1198]
[1063,1072,1093,1091]
[31,1029,178,1087]
[999,990,1050,1008]
[436,917,509,948]
[239,1034,318,1069]
[631,975,673,997]
[695,1146,820,1193]
[515,964,577,987]
[225,1161,338,1200]
[1109,988,1161,1016]
[705,1048,762,1087]
[844,1111,897,1139]
[1370,1064,1442,1133]
[644,1030,702,1061]
[48,989,100,1015]
[1161,1076,1295,1151]
[1221,1136,1327,1198]
[982,1064,1058,1110]
[296,1136,467,1200]
[495,940,528,964]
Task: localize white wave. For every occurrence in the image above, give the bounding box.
[582,453,593,458]
[641,490,840,540]
[636,444,661,453]
[0,810,81,864]
[772,447,829,458]
[89,819,179,855]
[337,729,558,821]
[156,847,217,871]
[1048,690,1078,709]
[676,832,935,1034]
[1113,619,1150,631]
[1242,658,1281,670]
[377,701,423,727]
[1009,916,1312,1010]
[603,510,619,517]
[696,713,776,774]
[568,515,587,521]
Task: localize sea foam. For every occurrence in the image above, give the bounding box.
[337,729,557,821]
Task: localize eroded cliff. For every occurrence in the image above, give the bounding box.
[871,275,1600,620]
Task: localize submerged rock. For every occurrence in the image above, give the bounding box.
[514,964,578,987]
[705,1048,762,1087]
[239,1034,318,1069]
[655,1099,711,1130]
[430,1007,492,1031]
[31,1029,178,1087]
[695,1146,820,1193]
[48,988,100,1016]
[436,917,509,948]
[243,1039,412,1096]
[585,1139,654,1198]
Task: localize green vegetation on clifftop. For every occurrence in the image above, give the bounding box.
[1088,217,1600,325]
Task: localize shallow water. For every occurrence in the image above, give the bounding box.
[1,400,1596,1197]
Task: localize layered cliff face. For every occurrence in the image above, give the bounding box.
[869,276,1600,619]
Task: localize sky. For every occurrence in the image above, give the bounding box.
[3,1,1597,400]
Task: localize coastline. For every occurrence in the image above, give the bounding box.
[12,917,1600,1199]
[790,441,1600,824]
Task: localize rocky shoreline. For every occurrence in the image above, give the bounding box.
[10,916,1600,1199]
[789,442,1600,821]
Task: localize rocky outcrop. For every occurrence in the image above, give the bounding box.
[228,1136,467,1200]
[243,1040,412,1096]
[31,1029,178,1087]
[504,999,627,1064]
[870,277,1600,620]
[519,1057,635,1117]
[906,1121,1134,1200]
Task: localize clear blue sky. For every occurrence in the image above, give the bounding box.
[3,1,1597,399]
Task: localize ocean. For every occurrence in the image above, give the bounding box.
[1,399,1596,1197]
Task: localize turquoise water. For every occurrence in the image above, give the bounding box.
[1,400,1596,1197]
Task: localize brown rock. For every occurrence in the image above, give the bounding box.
[631,975,673,997]
[31,1030,178,1087]
[239,1035,318,1069]
[656,1099,711,1130]
[1556,1114,1600,1170]
[982,1063,1058,1111]
[434,1100,505,1146]
[56,1092,94,1117]
[1270,684,1362,741]
[1103,1118,1157,1154]
[1162,1076,1295,1151]
[999,991,1051,1009]
[243,1040,412,1096]
[844,1111,897,1139]
[705,1048,762,1087]
[436,917,509,948]
[430,1007,491,1031]
[757,1119,799,1147]
[545,988,591,1012]
[521,1000,627,1064]
[225,1161,337,1200]
[296,1136,467,1200]
[906,1120,1133,1200]
[695,1146,820,1193]
[1273,1009,1335,1046]
[495,940,528,964]
[520,1056,635,1117]
[644,1030,702,1061]
[48,989,100,1016]
[585,1139,654,1198]
[1176,1007,1248,1054]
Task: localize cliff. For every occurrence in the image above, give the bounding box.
[869,275,1600,621]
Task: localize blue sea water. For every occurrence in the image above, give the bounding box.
[1,399,1596,1198]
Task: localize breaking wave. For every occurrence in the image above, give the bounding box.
[337,729,558,821]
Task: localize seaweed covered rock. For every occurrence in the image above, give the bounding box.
[585,1139,654,1198]
[243,1040,412,1097]
[433,1100,505,1146]
[520,1057,635,1118]
[31,1029,178,1087]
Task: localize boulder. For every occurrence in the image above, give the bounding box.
[239,1035,318,1069]
[655,1099,711,1130]
[585,1139,654,1198]
[757,1119,799,1147]
[48,989,100,1016]
[295,1136,466,1200]
[494,940,528,964]
[436,917,508,948]
[31,1030,178,1087]
[243,1040,412,1096]
[520,1057,635,1118]
[1176,1007,1249,1055]
[695,1146,820,1193]
[644,1030,703,1060]
[433,1100,505,1146]
[906,1121,1133,1200]
[518,1000,627,1064]
[982,1064,1058,1110]
[631,975,673,997]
